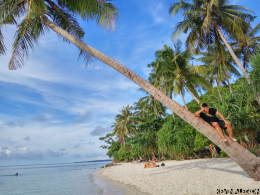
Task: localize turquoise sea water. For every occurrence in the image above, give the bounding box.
[0,160,120,195]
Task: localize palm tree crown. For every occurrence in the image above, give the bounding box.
[149,42,211,107]
[170,0,254,51]
[112,105,136,145]
[232,23,260,68]
[169,0,255,85]
[0,0,118,69]
[197,42,241,96]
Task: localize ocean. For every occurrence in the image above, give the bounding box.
[0,160,123,195]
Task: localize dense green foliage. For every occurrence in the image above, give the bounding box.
[101,74,260,162]
[98,0,260,161]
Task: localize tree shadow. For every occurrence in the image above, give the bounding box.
[151,158,250,178]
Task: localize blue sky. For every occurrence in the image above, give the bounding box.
[0,0,259,165]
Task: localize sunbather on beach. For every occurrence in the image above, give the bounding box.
[195,103,237,142]
[152,159,158,167]
[144,161,151,169]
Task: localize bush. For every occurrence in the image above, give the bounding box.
[249,148,259,155]
[220,150,228,157]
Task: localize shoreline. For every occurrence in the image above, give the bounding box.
[96,158,260,195]
[95,169,147,195]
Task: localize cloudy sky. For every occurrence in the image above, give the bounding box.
[0,0,259,165]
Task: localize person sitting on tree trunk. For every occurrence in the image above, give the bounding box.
[195,103,237,142]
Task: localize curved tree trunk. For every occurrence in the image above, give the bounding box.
[179,91,188,110]
[215,24,260,105]
[215,24,250,81]
[41,15,260,181]
[181,80,200,104]
[216,78,223,101]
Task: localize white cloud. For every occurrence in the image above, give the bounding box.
[6,150,12,155]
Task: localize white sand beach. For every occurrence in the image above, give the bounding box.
[97,158,260,195]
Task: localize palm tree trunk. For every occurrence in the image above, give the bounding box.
[213,147,220,158]
[216,78,223,101]
[244,132,251,146]
[215,23,260,105]
[180,91,188,110]
[162,154,166,160]
[41,15,260,181]
[224,72,233,94]
[214,24,250,82]
[172,111,175,119]
[181,80,200,104]
[250,130,259,149]
[194,85,199,96]
[243,49,246,69]
[170,87,175,119]
[239,134,249,149]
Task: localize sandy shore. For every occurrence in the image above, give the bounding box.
[97,158,260,195]
[95,170,146,195]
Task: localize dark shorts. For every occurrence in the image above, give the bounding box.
[209,120,227,130]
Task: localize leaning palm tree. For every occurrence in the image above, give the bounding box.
[169,0,254,85]
[232,23,260,68]
[2,0,260,180]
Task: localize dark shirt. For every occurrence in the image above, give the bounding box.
[200,108,219,123]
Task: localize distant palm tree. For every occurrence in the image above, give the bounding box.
[169,0,254,84]
[150,43,211,106]
[112,106,136,145]
[139,95,167,119]
[137,77,168,119]
[197,43,241,97]
[133,98,149,119]
[232,23,260,68]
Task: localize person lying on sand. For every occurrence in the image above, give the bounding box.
[195,103,237,142]
[144,161,151,169]
[144,159,159,169]
[152,159,159,167]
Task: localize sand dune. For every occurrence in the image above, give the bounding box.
[98,158,260,195]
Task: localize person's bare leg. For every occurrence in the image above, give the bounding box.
[212,122,226,140]
[225,123,237,141]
